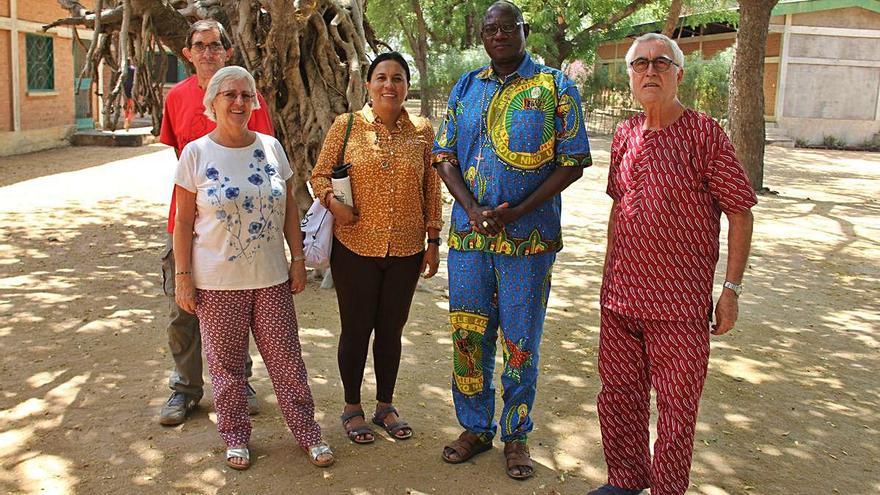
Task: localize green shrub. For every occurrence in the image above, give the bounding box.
[421,48,488,99]
[679,48,733,120]
[822,135,845,149]
[584,47,733,120]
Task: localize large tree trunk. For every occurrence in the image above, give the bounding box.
[728,0,778,191]
[51,0,369,213]
[409,0,431,117]
[661,0,683,37]
[223,0,368,212]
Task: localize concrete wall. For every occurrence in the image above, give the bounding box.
[793,6,880,29]
[776,7,880,144]
[788,33,879,61]
[0,125,75,156]
[783,65,878,120]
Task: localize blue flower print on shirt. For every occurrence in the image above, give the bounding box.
[203,150,285,263]
[242,196,255,213]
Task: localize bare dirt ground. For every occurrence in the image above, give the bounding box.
[0,139,878,495]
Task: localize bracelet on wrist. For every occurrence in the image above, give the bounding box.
[292,255,306,263]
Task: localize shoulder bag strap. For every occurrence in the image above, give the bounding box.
[338,112,354,165]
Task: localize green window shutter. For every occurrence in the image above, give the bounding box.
[176,56,187,82]
[26,34,54,91]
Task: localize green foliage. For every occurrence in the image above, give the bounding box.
[678,47,733,120]
[582,47,733,120]
[822,135,846,149]
[794,137,809,148]
[581,62,633,109]
[629,0,739,31]
[426,48,489,95]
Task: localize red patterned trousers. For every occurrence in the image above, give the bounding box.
[597,307,710,495]
[196,281,322,449]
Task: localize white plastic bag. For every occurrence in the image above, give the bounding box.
[300,198,333,269]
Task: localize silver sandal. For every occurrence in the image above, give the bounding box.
[305,442,334,467]
[226,447,250,470]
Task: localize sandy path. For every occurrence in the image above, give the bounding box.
[0,141,877,494]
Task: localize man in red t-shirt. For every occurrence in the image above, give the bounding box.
[590,34,756,495]
[158,19,275,426]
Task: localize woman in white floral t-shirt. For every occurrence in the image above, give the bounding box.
[173,66,333,470]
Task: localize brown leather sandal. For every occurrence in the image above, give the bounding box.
[504,441,534,480]
[441,430,492,464]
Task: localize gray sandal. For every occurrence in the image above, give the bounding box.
[372,405,413,439]
[341,410,375,444]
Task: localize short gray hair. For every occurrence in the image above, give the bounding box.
[203,66,260,122]
[625,33,685,69]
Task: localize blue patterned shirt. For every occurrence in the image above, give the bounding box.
[432,52,591,256]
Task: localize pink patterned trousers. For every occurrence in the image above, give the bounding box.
[597,307,710,495]
[196,281,322,449]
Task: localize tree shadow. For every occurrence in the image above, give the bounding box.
[1,140,878,494]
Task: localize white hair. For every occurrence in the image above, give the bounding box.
[625,33,685,69]
[202,66,260,122]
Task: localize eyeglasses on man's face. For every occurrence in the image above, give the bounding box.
[190,42,225,54]
[629,56,679,73]
[219,91,255,104]
[480,21,524,37]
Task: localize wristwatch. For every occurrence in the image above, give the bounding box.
[427,237,441,246]
[723,280,743,296]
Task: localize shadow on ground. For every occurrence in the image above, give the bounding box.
[0,141,878,494]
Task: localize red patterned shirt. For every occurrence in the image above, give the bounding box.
[601,109,757,321]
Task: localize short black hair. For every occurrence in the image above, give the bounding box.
[485,1,524,24]
[367,52,411,85]
[186,19,232,50]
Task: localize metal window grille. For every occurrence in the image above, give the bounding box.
[26,34,54,91]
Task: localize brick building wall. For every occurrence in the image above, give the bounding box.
[17,31,75,130]
[0,29,11,131]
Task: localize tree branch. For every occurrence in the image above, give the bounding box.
[570,0,655,46]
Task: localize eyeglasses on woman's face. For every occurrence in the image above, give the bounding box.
[629,56,679,73]
[219,91,255,104]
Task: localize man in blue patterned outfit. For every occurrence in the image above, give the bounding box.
[432,0,591,480]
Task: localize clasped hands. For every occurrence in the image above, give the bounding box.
[468,202,519,235]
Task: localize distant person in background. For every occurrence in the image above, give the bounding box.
[157,19,274,427]
[123,64,136,131]
[588,33,756,495]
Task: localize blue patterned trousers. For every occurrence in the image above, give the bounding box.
[447,248,556,442]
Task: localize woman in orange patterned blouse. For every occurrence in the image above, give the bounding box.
[310,52,443,445]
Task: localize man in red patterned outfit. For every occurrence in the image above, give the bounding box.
[588,33,756,495]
